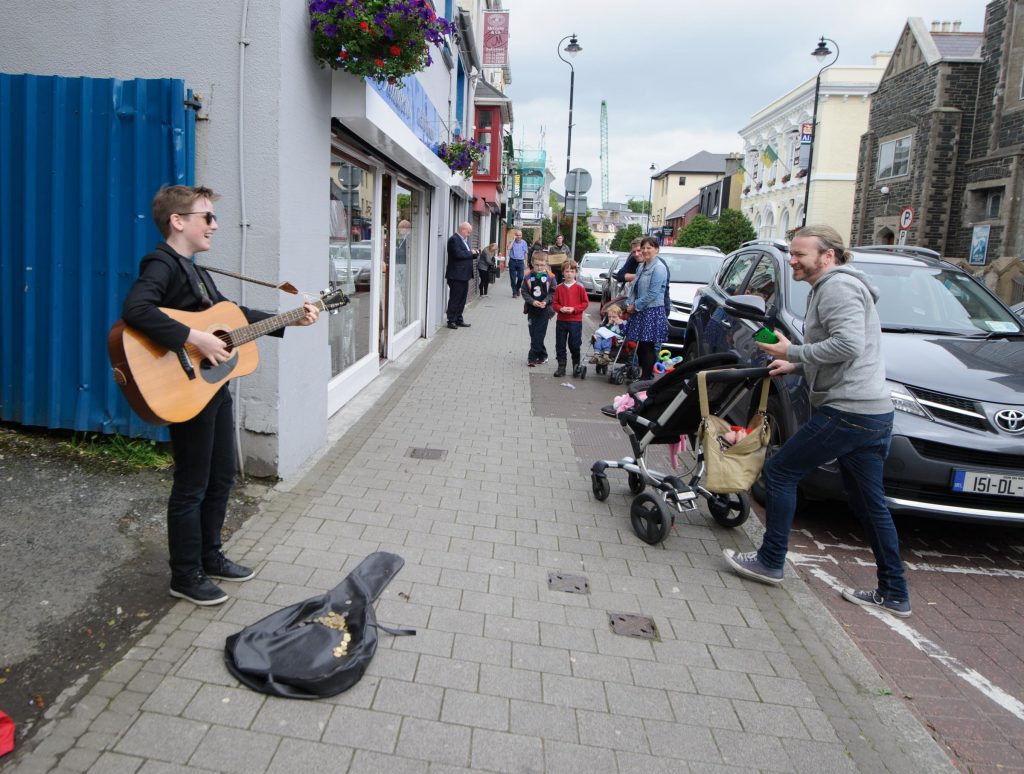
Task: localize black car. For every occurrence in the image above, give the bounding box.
[684,241,1024,524]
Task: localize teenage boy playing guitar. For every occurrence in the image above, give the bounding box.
[122,185,318,606]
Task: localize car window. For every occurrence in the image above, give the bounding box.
[582,254,616,269]
[717,252,760,296]
[659,253,726,284]
[860,263,1023,335]
[743,256,779,307]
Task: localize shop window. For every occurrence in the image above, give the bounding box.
[329,155,374,377]
[877,136,912,179]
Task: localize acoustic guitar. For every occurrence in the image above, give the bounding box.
[108,289,348,425]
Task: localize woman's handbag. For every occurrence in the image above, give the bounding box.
[697,371,772,494]
[489,265,499,282]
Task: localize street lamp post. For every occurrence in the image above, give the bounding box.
[646,162,656,235]
[801,36,839,227]
[557,34,582,177]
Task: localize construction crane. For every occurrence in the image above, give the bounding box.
[599,100,609,206]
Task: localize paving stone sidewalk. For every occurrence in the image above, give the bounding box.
[6,291,955,773]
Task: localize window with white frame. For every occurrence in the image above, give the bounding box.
[877,136,912,179]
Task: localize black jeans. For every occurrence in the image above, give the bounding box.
[478,268,491,295]
[447,279,469,323]
[554,320,582,365]
[167,385,235,580]
[636,341,657,379]
[527,312,549,362]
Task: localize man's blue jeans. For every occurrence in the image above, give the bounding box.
[508,259,525,295]
[757,406,909,601]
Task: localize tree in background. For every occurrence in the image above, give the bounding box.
[541,217,558,246]
[710,209,756,253]
[610,223,643,251]
[675,214,716,248]
[557,214,598,260]
[675,209,756,254]
[626,199,650,214]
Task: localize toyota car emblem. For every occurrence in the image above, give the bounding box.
[994,408,1024,433]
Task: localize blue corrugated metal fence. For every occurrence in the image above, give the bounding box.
[0,74,194,440]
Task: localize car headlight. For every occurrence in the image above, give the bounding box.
[886,380,929,419]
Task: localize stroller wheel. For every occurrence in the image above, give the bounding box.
[627,471,645,495]
[630,492,672,545]
[591,474,610,502]
[707,491,751,529]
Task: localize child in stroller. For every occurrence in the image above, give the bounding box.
[589,302,627,375]
[591,352,771,545]
[589,297,641,382]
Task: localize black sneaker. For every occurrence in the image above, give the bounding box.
[204,552,256,582]
[841,588,912,618]
[169,571,228,606]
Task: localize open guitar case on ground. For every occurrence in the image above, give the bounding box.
[224,551,413,699]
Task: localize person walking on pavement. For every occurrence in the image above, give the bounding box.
[507,229,528,297]
[722,225,911,618]
[477,242,497,296]
[527,237,542,270]
[547,233,571,283]
[446,221,477,329]
[121,185,320,606]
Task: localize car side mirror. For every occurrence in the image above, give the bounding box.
[598,272,608,279]
[725,294,769,322]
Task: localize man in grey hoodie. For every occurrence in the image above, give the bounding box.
[723,225,911,618]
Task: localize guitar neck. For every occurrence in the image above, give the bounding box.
[227,300,323,347]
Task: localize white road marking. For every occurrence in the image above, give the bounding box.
[790,558,1024,722]
[847,556,1024,580]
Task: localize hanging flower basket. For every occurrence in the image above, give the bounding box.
[766,178,777,187]
[742,186,751,195]
[794,168,808,179]
[436,136,485,178]
[781,173,791,184]
[308,0,456,86]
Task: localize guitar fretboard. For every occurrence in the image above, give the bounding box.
[225,300,326,347]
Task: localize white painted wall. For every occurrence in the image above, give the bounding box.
[1,0,330,477]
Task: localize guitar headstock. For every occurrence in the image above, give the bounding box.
[318,287,351,313]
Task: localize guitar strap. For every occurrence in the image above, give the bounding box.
[195,264,298,295]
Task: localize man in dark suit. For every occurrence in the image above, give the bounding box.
[445,221,477,329]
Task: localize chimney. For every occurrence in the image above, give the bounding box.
[724,153,743,177]
[953,20,962,32]
[941,21,951,32]
[931,20,940,32]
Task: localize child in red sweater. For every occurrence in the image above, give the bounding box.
[551,261,590,377]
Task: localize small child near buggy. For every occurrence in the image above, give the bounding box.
[590,303,626,372]
[552,261,590,378]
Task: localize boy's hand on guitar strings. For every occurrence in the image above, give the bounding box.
[292,302,320,327]
[187,329,231,365]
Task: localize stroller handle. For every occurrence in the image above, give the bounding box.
[697,366,772,384]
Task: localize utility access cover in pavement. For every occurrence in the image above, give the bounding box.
[547,571,590,594]
[407,447,447,460]
[608,613,659,640]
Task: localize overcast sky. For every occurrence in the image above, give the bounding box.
[504,0,987,204]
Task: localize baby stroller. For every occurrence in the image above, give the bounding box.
[591,295,640,383]
[590,352,771,545]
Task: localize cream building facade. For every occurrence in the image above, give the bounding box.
[649,151,728,233]
[739,54,890,245]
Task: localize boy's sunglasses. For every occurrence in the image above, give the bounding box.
[177,211,217,225]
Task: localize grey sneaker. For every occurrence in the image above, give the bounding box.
[722,549,784,586]
[841,588,912,618]
[204,552,255,582]
[169,571,228,606]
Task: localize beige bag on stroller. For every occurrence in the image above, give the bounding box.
[697,371,772,494]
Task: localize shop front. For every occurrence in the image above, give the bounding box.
[328,73,465,416]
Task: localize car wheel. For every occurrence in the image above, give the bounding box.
[751,394,787,507]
